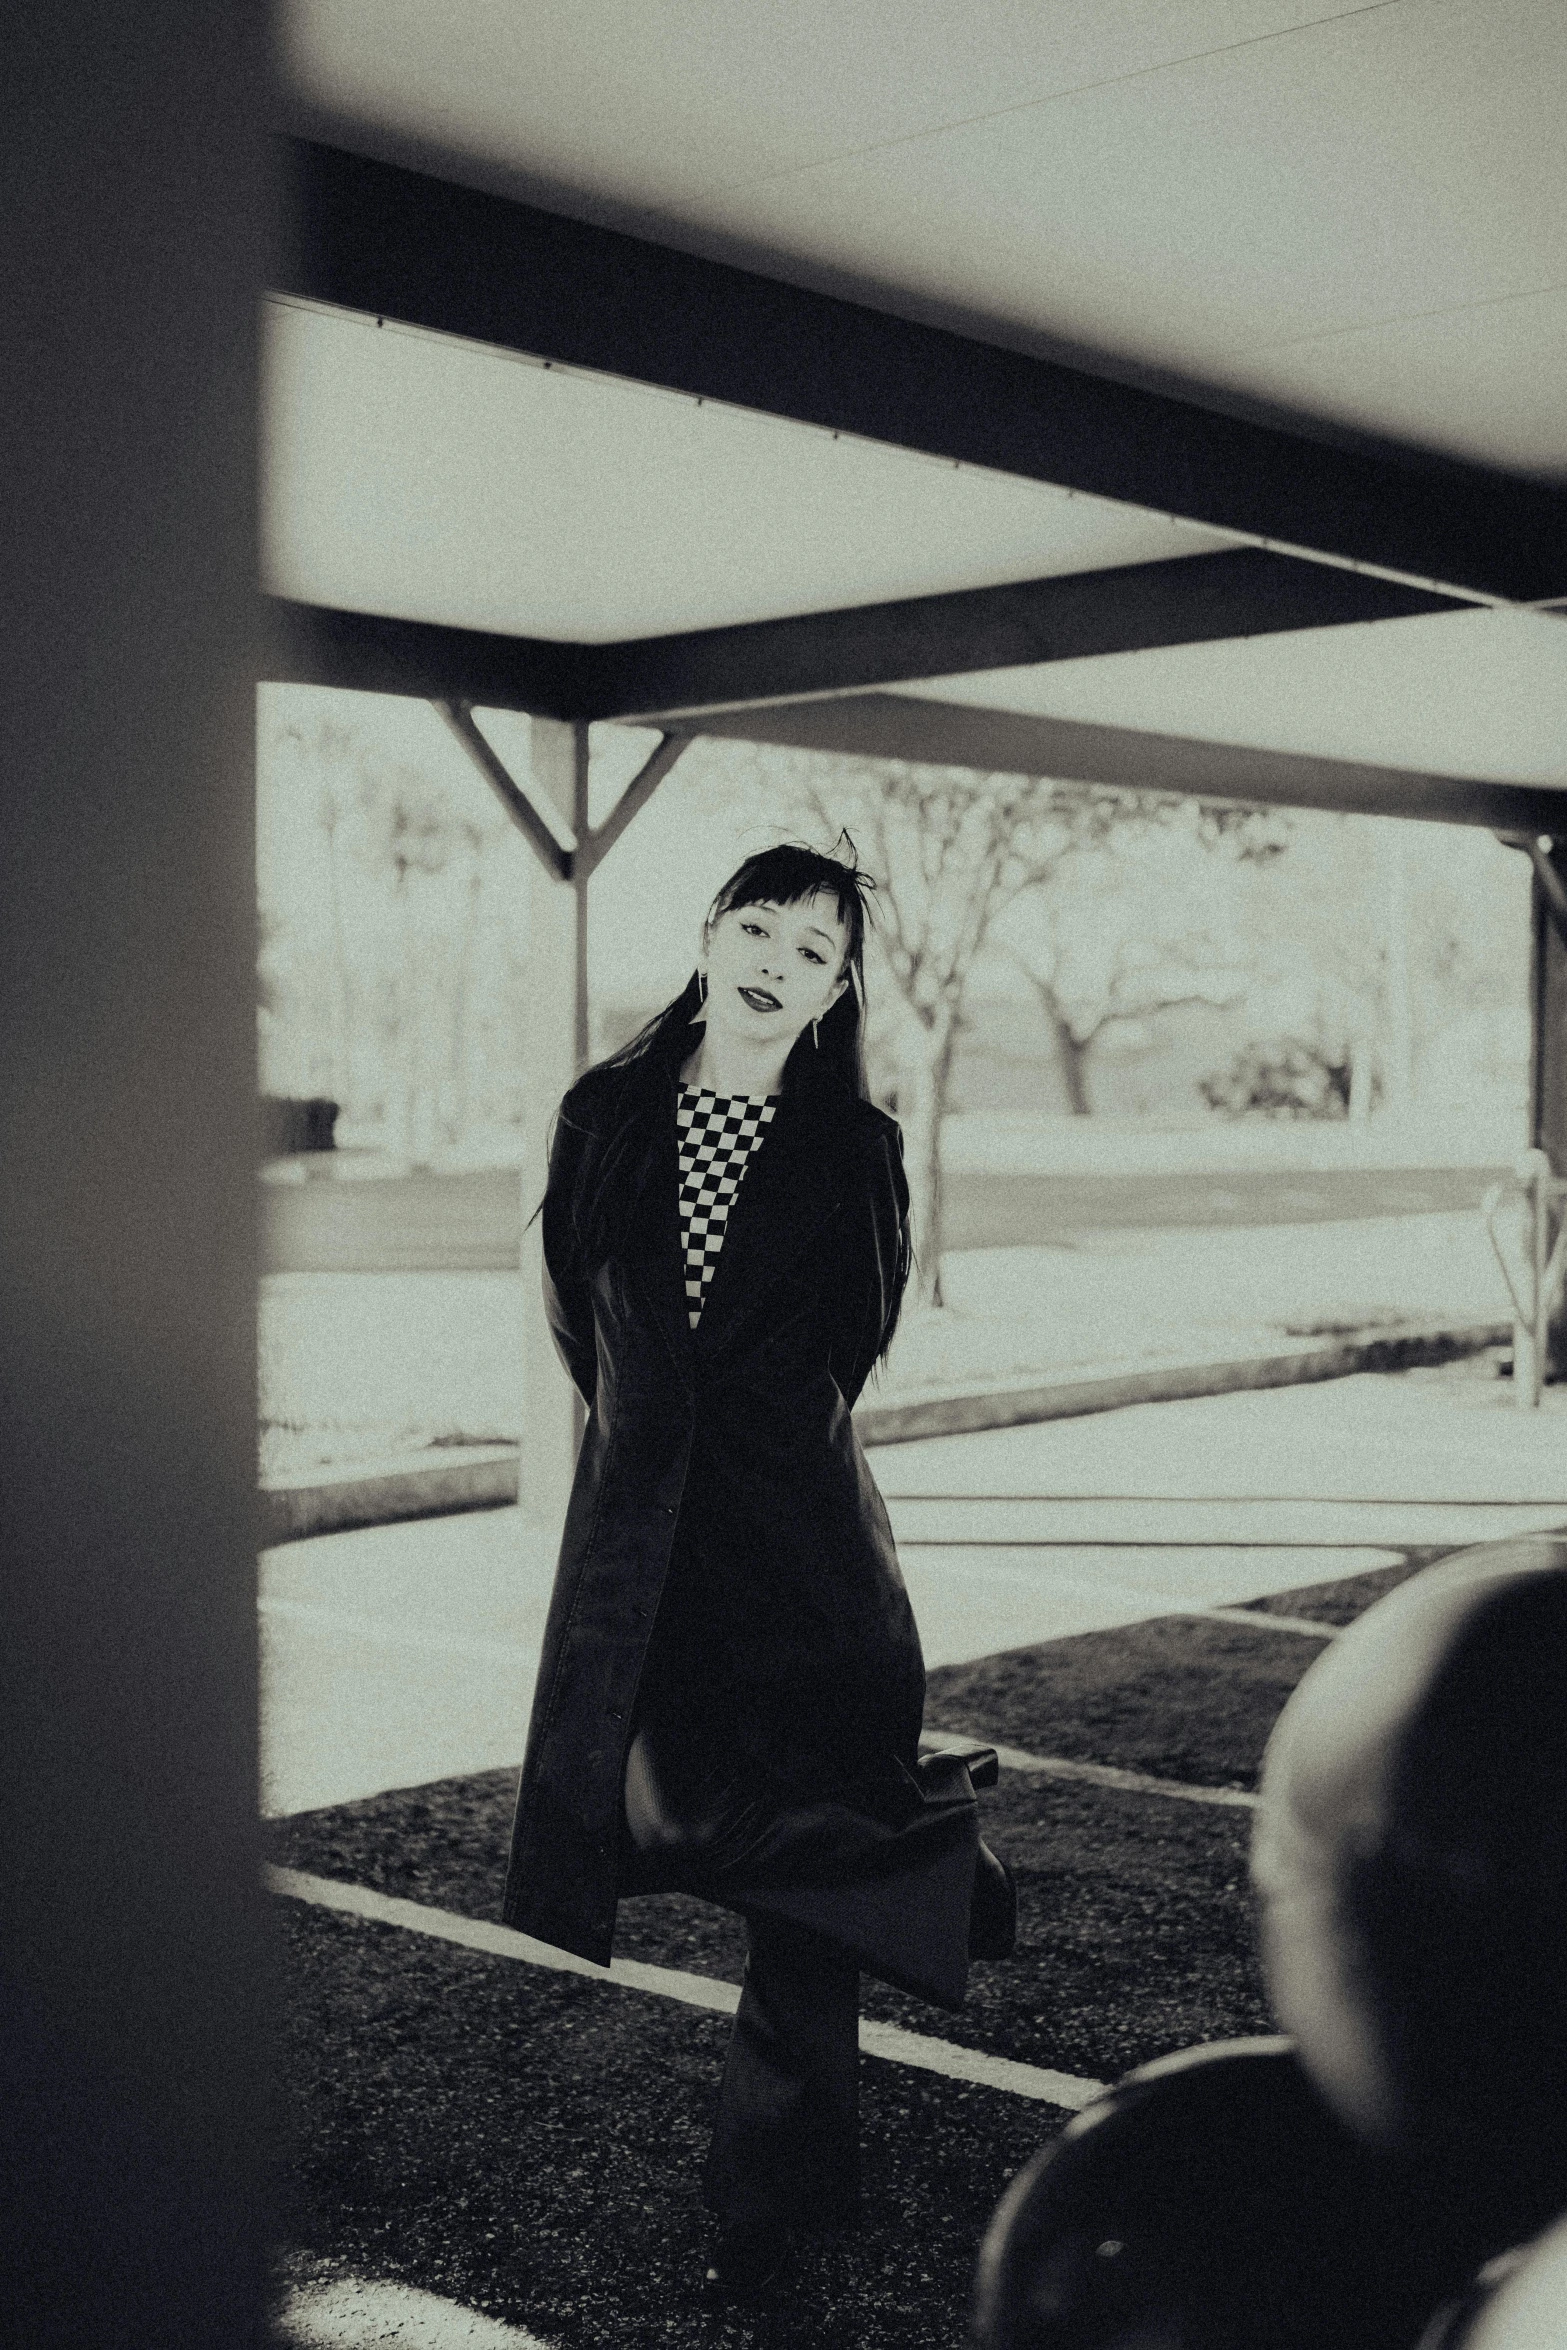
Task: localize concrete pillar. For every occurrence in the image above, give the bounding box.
[1,6,267,2343]
[517,721,586,1527]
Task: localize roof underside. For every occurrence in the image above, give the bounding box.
[267,0,1567,827]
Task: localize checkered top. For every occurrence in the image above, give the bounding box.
[675,1084,780,1327]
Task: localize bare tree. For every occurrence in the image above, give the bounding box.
[270,711,498,1156]
[780,754,1166,1305]
[1001,803,1269,1113]
[275,711,361,1105]
[1235,810,1405,1123]
[352,760,488,1161]
[786,764,1288,1300]
[1009,934,1253,1115]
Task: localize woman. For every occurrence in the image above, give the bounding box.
[502,841,1014,2299]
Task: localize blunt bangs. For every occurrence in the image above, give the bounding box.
[710,843,873,978]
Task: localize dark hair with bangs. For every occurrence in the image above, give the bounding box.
[540,831,911,1372]
[540,835,910,1376]
[599,837,879,1102]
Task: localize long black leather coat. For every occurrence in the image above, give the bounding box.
[501,1024,972,1995]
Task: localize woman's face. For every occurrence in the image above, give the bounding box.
[700,892,850,1055]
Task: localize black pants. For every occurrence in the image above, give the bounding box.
[620,1718,982,2226]
[704,1910,861,2230]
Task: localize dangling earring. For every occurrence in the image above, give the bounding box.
[811,1016,820,1051]
[697,970,708,1005]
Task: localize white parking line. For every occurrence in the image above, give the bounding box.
[267,1867,1106,2113]
[278,2274,553,2347]
[1204,1606,1337,1639]
[917,1729,1260,1811]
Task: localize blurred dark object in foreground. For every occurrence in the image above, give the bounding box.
[971,2039,1457,2350]
[1254,1539,1567,2255]
[972,1540,1567,2349]
[1419,2212,1567,2349]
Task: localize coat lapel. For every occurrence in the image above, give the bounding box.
[619,1063,697,1387]
[612,1043,851,1372]
[691,1090,844,1362]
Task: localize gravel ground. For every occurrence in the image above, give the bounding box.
[1235,1550,1450,1625]
[924,1614,1314,1793]
[273,1903,1049,2350]
[264,1547,1452,2343]
[919,1549,1460,1788]
[269,1764,1265,2089]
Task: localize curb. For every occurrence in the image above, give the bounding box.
[853,1316,1509,1445]
[259,1445,519,1550]
[259,1318,1508,1546]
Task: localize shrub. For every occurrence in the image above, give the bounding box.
[1198,1038,1354,1120]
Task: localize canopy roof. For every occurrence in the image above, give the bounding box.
[268,0,1567,829]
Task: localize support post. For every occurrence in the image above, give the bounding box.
[569,725,591,1457]
[572,722,592,1071]
[436,715,689,1520]
[1528,845,1567,1377]
[517,721,586,1525]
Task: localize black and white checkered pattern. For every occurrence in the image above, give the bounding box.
[675,1085,780,1327]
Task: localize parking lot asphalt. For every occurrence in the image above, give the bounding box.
[261,1162,1511,1274]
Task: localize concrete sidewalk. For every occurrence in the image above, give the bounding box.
[261,1365,1567,1821]
[260,1311,1508,1545]
[262,1194,1517,1435]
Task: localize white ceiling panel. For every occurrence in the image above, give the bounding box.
[714,0,1562,343]
[262,298,1231,641]
[892,608,1567,783]
[700,0,1567,471]
[1215,287,1567,481]
[282,0,1391,204]
[282,0,1567,477]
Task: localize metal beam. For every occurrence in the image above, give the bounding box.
[434,701,572,882]
[279,137,1567,604]
[276,598,1564,835]
[432,700,690,881]
[266,546,1454,725]
[269,598,577,717]
[656,692,1567,837]
[581,732,688,868]
[571,552,1456,721]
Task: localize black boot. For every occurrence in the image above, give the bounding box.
[969,1840,1017,1960]
[704,2219,794,2302]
